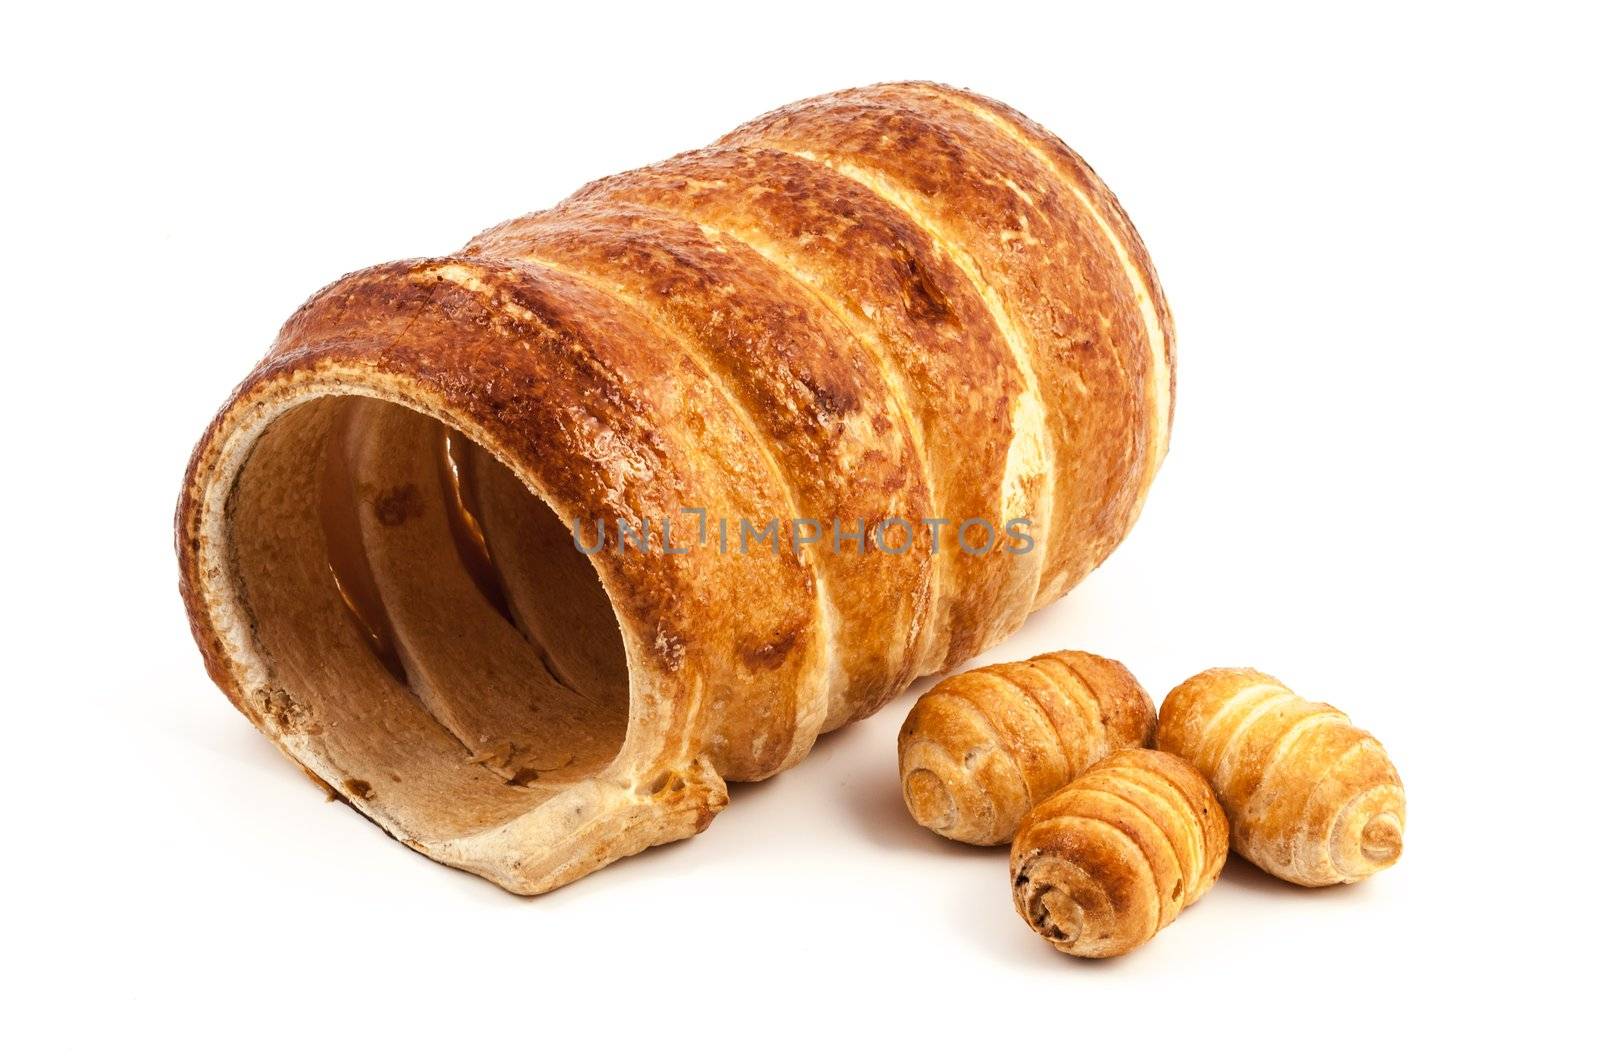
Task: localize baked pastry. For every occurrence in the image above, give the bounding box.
[1157,668,1404,885]
[1010,749,1227,958]
[176,82,1174,893]
[899,650,1156,844]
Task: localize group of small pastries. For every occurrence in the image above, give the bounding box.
[898,652,1405,958]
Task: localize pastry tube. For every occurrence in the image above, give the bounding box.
[1158,668,1405,886]
[176,83,1174,894]
[898,650,1156,845]
[1011,749,1227,958]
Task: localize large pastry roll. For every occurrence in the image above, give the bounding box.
[177,82,1174,893]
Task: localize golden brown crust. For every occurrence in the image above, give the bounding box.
[1010,749,1227,958]
[176,83,1173,893]
[483,143,1038,673]
[918,83,1176,424]
[719,84,1168,601]
[918,84,1176,519]
[1157,668,1405,886]
[898,650,1156,844]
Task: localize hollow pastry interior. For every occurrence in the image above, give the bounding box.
[229,395,630,843]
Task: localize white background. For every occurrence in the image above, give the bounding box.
[5,1,1595,1058]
